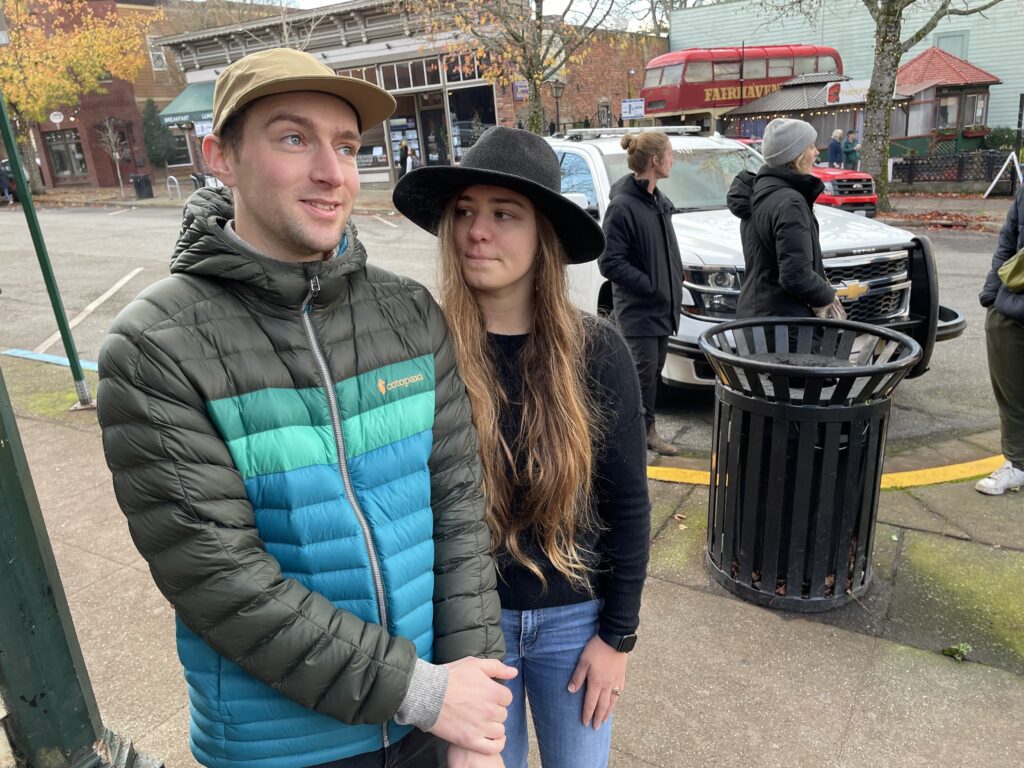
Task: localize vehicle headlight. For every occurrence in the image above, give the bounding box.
[821,181,837,194]
[681,266,742,320]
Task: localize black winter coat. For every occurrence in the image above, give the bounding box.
[727,166,834,318]
[599,174,683,336]
[980,186,1024,325]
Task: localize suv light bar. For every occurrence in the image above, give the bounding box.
[563,126,702,140]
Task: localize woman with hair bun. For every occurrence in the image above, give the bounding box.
[598,131,684,456]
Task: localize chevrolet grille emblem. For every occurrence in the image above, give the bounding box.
[835,281,870,301]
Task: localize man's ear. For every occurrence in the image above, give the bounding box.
[202,134,236,187]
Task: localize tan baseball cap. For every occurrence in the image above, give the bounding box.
[212,48,396,134]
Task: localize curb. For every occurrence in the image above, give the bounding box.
[646,453,1004,489]
[880,216,1002,234]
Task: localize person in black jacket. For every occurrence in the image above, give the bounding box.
[727,117,845,322]
[977,187,1024,494]
[599,131,684,455]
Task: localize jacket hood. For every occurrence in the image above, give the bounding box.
[169,187,367,310]
[752,166,824,208]
[609,173,674,212]
[727,170,756,220]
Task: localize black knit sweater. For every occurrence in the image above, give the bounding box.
[489,317,651,638]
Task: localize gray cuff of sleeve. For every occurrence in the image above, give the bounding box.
[394,659,449,731]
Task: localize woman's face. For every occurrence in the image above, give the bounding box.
[795,143,818,174]
[453,184,539,298]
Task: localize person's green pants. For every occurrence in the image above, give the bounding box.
[985,307,1024,468]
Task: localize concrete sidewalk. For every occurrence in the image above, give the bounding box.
[4,356,1023,768]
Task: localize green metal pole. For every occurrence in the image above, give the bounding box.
[0,363,104,767]
[0,91,92,408]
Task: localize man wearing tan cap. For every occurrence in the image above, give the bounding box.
[97,48,511,768]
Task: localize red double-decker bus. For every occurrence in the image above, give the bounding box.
[641,45,843,128]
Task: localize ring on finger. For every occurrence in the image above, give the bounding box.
[611,687,622,697]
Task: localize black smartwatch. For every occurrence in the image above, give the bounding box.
[598,629,637,653]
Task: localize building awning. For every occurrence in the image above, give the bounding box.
[160,81,215,126]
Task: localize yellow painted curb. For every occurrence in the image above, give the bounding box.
[647,455,1005,490]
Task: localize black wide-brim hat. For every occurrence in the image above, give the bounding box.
[392,126,605,264]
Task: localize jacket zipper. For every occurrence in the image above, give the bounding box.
[301,274,392,749]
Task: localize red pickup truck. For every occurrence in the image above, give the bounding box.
[737,138,878,217]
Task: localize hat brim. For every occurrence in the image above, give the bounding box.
[215,75,397,134]
[392,165,605,265]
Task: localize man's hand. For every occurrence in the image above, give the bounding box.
[429,657,516,755]
[448,744,505,767]
[567,635,629,730]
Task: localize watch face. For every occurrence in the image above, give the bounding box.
[619,633,637,653]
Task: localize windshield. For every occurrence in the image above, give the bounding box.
[602,147,763,210]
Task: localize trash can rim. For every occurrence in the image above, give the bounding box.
[698,316,923,379]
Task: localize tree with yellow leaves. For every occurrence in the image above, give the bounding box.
[402,0,632,133]
[0,0,157,189]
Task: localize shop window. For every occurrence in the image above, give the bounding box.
[167,133,192,166]
[356,123,388,170]
[148,37,167,71]
[936,94,959,129]
[44,129,88,179]
[713,61,740,81]
[963,93,987,126]
[411,60,426,88]
[425,58,441,85]
[767,57,792,78]
[684,61,712,83]
[743,59,766,79]
[381,64,398,91]
[395,63,412,90]
[338,66,379,86]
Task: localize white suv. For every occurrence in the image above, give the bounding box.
[548,128,965,387]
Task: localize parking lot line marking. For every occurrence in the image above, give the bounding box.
[648,454,1005,490]
[33,267,145,354]
[2,349,99,372]
[108,208,130,216]
[373,215,398,229]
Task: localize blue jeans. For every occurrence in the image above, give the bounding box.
[501,599,612,768]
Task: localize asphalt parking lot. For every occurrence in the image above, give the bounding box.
[0,205,1001,453]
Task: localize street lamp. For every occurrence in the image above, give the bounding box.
[627,68,635,99]
[548,77,565,133]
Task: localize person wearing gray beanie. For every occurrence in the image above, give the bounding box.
[726,118,846,322]
[761,118,819,168]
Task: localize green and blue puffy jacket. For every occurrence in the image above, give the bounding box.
[97,188,503,767]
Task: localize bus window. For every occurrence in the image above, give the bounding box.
[794,56,817,75]
[768,57,793,78]
[684,61,713,83]
[713,61,741,81]
[818,55,839,73]
[643,67,663,88]
[662,63,683,85]
[743,59,766,79]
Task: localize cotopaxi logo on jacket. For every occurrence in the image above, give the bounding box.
[378,373,426,395]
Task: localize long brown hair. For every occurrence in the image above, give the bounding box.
[437,195,598,589]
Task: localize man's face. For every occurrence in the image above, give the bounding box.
[204,91,361,262]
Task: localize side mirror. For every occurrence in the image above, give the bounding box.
[563,192,600,221]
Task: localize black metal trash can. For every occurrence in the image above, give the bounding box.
[129,173,153,200]
[699,318,921,612]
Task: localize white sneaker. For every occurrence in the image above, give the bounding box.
[975,460,1024,495]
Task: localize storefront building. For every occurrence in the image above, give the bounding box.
[157,0,663,184]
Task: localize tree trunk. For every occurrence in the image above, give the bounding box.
[862,2,902,213]
[15,121,46,195]
[526,77,545,134]
[115,160,125,198]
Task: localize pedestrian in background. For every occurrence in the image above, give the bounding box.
[828,128,844,168]
[398,138,410,178]
[599,131,684,456]
[394,126,651,768]
[977,186,1024,494]
[842,130,860,170]
[727,118,845,322]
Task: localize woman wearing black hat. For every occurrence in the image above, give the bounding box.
[394,127,650,768]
